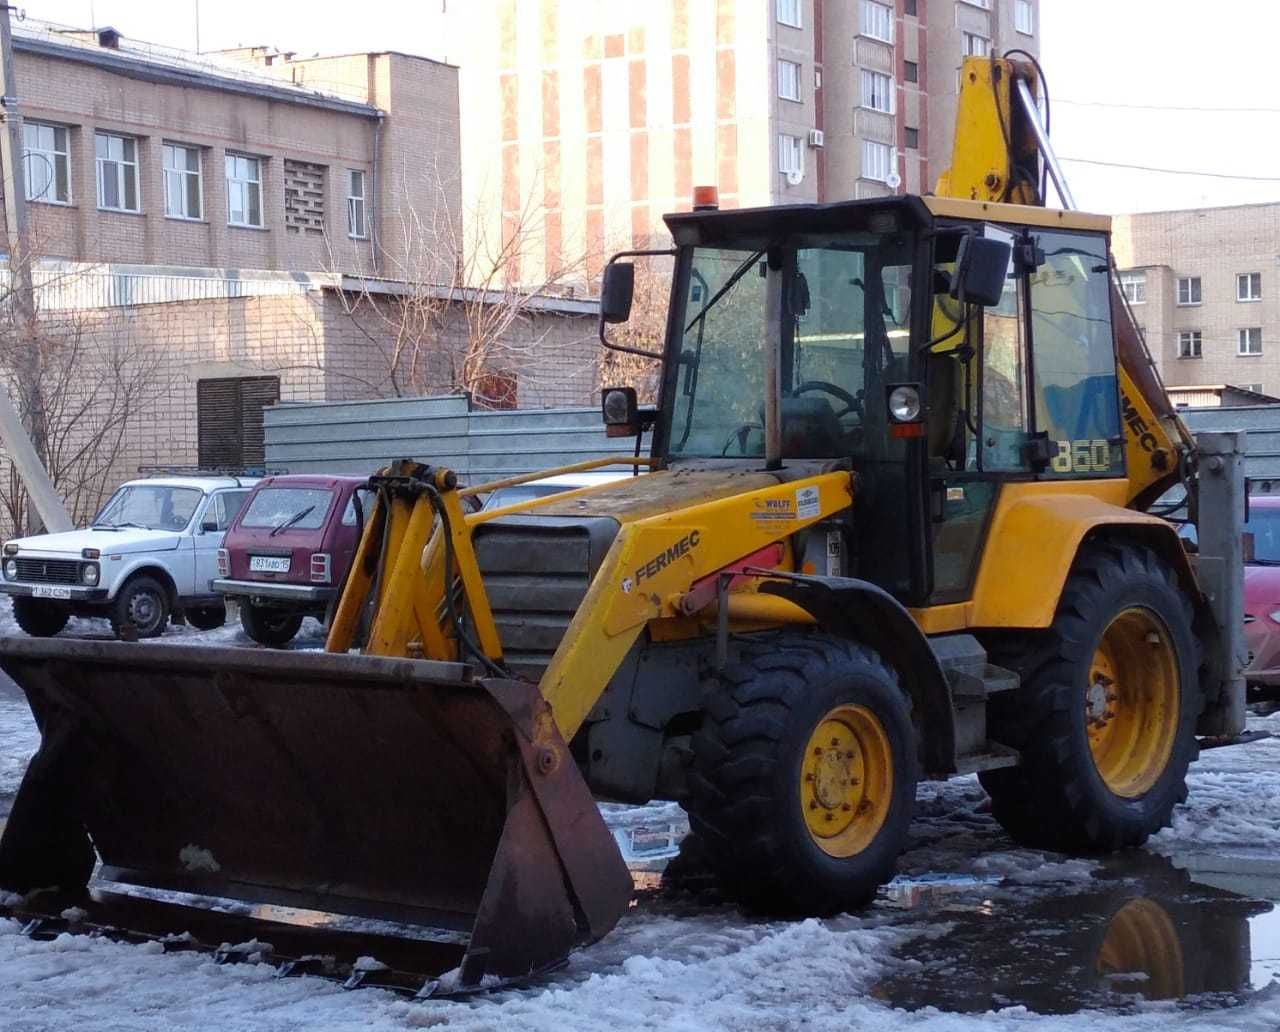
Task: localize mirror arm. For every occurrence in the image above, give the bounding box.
[598,248,676,360]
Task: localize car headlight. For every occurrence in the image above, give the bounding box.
[82,562,99,586]
[3,558,16,580]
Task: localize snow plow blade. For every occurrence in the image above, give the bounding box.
[0,639,632,991]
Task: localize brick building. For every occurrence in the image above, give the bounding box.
[1112,203,1280,398]
[449,0,1040,284]
[0,22,599,532]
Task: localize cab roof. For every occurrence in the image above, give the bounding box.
[663,194,1110,248]
[122,476,259,492]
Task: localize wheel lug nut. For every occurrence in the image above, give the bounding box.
[814,747,823,756]
[805,772,814,782]
[841,803,852,812]
[809,800,818,810]
[824,812,834,822]
[830,738,840,747]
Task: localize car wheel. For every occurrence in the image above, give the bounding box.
[185,604,227,632]
[109,575,171,640]
[240,603,304,647]
[11,596,70,637]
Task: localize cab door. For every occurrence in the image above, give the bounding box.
[927,225,1035,603]
[193,490,249,594]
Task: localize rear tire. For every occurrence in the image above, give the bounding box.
[980,542,1202,853]
[240,604,303,647]
[11,597,69,637]
[185,604,227,631]
[109,575,170,640]
[687,634,917,915]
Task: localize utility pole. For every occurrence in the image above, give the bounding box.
[0,3,72,533]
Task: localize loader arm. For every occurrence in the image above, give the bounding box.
[938,57,1196,509]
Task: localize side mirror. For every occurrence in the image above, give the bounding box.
[601,262,635,324]
[200,518,219,533]
[951,235,1012,308]
[601,386,639,438]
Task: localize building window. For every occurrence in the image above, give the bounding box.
[963,33,991,57]
[1120,272,1146,305]
[904,60,919,84]
[1176,276,1201,306]
[859,1,893,43]
[196,376,281,468]
[905,126,919,149]
[22,122,70,204]
[776,0,801,28]
[904,0,917,14]
[1237,272,1262,301]
[961,0,992,8]
[778,59,802,102]
[1015,0,1035,34]
[226,153,264,228]
[95,132,140,212]
[163,143,202,220]
[1177,331,1202,359]
[778,133,803,176]
[1239,327,1263,356]
[347,169,367,239]
[860,69,894,113]
[862,140,894,183]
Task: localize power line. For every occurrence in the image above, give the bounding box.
[1057,97,1280,115]
[1058,157,1280,183]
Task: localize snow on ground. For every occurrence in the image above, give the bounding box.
[0,609,1277,1030]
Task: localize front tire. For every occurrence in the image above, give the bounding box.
[687,634,917,915]
[980,542,1202,853]
[109,575,170,640]
[240,604,304,647]
[11,597,70,637]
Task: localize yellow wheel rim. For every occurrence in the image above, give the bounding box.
[800,704,894,858]
[1086,607,1180,798]
[1095,898,1185,999]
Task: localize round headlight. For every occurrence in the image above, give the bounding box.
[888,385,923,423]
[82,563,99,586]
[3,558,16,580]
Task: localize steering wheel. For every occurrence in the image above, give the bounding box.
[794,380,862,420]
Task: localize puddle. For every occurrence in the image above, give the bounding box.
[874,851,1279,1014]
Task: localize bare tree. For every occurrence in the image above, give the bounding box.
[0,254,160,535]
[325,164,600,408]
[599,252,674,404]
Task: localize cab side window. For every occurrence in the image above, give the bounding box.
[208,490,250,532]
[1029,231,1124,477]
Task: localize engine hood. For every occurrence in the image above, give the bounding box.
[528,468,788,523]
[7,527,184,556]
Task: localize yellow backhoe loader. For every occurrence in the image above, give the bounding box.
[0,57,1247,993]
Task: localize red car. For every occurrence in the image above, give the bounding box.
[214,474,371,646]
[1244,495,1280,689]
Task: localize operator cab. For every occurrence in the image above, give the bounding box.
[601,194,1124,609]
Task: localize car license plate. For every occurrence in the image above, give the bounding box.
[32,585,71,600]
[249,556,291,573]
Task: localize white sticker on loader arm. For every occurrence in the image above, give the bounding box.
[179,844,222,873]
[796,486,820,520]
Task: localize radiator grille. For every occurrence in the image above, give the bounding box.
[14,558,80,584]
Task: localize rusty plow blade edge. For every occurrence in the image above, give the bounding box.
[0,639,633,990]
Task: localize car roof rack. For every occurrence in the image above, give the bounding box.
[135,466,282,488]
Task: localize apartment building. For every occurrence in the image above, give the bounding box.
[450,0,1040,285]
[10,21,460,279]
[1113,203,1280,398]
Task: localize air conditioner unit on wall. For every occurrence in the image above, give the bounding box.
[808,129,825,148]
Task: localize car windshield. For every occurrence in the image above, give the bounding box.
[1246,507,1280,564]
[667,236,914,460]
[95,485,203,531]
[241,487,335,531]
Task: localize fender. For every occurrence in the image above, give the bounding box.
[759,573,957,775]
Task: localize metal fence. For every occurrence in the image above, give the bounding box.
[264,395,646,482]
[1181,406,1280,480]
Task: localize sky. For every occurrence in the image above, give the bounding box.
[17,0,1280,216]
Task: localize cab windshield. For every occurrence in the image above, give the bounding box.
[94,485,203,531]
[667,235,915,459]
